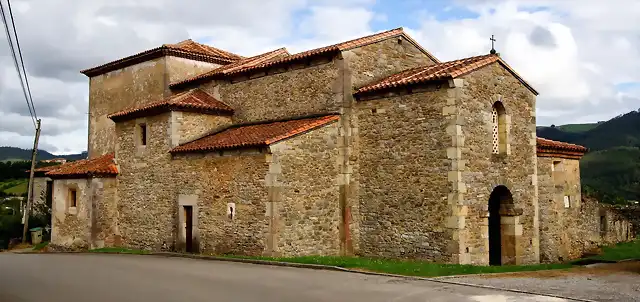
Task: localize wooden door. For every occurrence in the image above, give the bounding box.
[184,206,193,253]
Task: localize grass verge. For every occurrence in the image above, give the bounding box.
[3,179,27,195]
[221,255,572,277]
[32,241,49,251]
[582,239,640,262]
[89,247,150,255]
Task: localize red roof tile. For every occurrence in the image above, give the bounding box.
[81,39,243,77]
[536,138,588,159]
[166,39,243,61]
[171,115,340,153]
[355,54,538,95]
[46,153,118,178]
[170,47,290,88]
[108,89,233,121]
[189,28,440,80]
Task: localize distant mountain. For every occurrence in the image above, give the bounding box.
[0,146,87,162]
[537,109,640,204]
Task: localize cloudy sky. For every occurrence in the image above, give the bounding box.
[0,0,638,154]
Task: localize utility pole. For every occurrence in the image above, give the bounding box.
[22,119,41,244]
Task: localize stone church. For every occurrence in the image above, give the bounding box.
[33,27,635,265]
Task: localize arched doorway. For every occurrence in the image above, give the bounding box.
[488,185,514,265]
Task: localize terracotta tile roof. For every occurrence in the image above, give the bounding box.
[166,39,243,61]
[170,47,290,89]
[108,89,233,122]
[45,153,118,178]
[182,28,439,81]
[81,39,243,77]
[355,54,538,96]
[537,137,588,159]
[171,115,340,154]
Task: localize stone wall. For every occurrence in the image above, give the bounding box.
[50,177,117,250]
[31,177,50,213]
[166,56,220,84]
[88,58,167,158]
[88,56,222,158]
[355,86,452,261]
[115,113,177,250]
[538,157,589,262]
[171,112,232,146]
[538,156,636,262]
[269,124,341,256]
[208,57,342,124]
[342,36,438,254]
[171,151,270,256]
[458,63,538,265]
[344,35,437,90]
[599,203,637,245]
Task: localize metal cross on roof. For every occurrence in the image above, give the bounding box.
[490,35,497,54]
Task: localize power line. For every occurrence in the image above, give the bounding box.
[6,0,36,120]
[0,0,35,128]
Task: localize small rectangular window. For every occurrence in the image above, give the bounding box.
[69,188,77,208]
[140,123,147,146]
[552,160,562,171]
[563,195,571,208]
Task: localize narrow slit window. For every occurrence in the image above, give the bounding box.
[140,123,147,146]
[69,188,77,208]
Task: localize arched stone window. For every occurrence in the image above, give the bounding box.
[492,101,507,154]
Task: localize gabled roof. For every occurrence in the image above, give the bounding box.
[355,54,538,96]
[170,47,291,89]
[171,28,439,84]
[45,153,118,178]
[167,39,243,61]
[536,137,588,159]
[171,115,340,154]
[81,39,243,77]
[108,89,233,122]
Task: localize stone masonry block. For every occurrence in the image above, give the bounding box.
[504,224,523,236]
[453,182,467,194]
[451,160,466,171]
[501,216,520,225]
[448,171,461,182]
[442,106,456,116]
[448,78,464,88]
[446,147,461,159]
[452,135,465,147]
[446,216,466,229]
[446,124,462,136]
[452,205,468,216]
[448,193,464,205]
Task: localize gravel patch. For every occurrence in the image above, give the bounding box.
[446,263,640,302]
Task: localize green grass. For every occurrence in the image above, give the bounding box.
[89,247,150,254]
[33,241,49,251]
[4,180,27,195]
[557,123,599,133]
[584,239,640,262]
[221,255,572,277]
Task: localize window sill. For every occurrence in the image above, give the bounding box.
[68,207,77,215]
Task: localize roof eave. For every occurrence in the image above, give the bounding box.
[108,105,233,123]
[80,47,237,78]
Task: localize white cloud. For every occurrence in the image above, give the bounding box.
[0,0,376,154]
[408,0,640,126]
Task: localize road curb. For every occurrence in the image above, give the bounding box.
[26,251,596,302]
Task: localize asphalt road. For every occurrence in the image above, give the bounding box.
[0,253,569,302]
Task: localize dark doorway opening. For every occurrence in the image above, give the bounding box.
[184,206,193,253]
[488,185,513,266]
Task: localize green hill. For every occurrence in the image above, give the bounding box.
[537,110,640,204]
[557,122,601,133]
[0,146,86,162]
